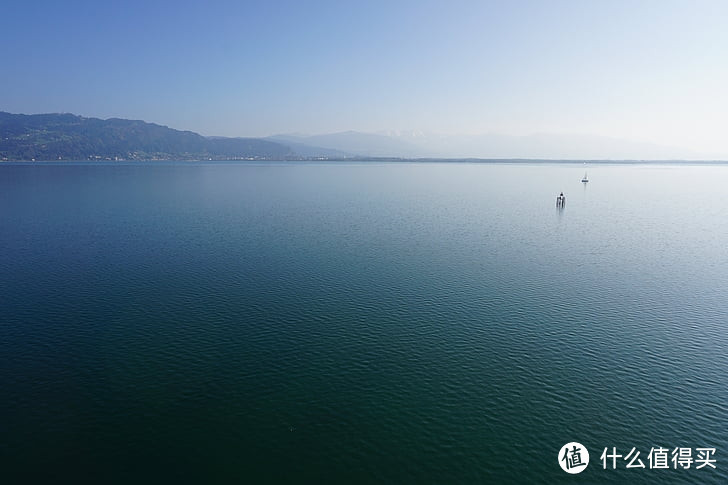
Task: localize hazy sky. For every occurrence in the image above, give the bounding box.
[3,0,728,155]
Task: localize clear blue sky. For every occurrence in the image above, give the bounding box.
[2,0,727,155]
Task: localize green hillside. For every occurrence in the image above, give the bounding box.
[0,112,293,161]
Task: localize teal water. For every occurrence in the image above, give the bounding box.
[1,161,727,484]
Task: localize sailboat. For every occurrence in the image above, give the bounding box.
[581,171,589,183]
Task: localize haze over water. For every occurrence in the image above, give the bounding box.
[1,161,727,483]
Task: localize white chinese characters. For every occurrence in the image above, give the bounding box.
[600,447,716,470]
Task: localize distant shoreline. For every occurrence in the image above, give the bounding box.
[3,112,721,163]
[3,158,728,165]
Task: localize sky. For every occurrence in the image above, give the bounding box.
[2,0,728,157]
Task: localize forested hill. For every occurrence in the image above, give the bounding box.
[0,112,293,161]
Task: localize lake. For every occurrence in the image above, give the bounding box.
[1,161,726,483]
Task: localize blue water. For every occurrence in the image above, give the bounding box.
[1,161,727,484]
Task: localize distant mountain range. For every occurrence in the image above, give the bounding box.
[378,131,708,160]
[268,130,707,160]
[0,112,293,161]
[0,111,713,161]
[266,132,419,158]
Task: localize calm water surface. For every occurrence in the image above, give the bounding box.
[1,162,727,484]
